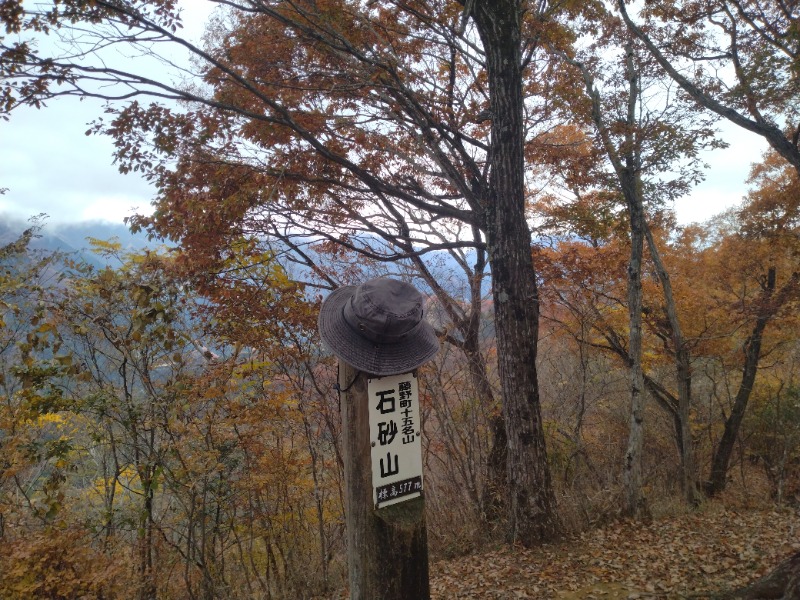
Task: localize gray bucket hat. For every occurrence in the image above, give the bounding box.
[317,278,439,376]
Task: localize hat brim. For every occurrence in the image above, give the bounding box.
[318,285,440,376]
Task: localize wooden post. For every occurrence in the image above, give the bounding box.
[339,361,430,600]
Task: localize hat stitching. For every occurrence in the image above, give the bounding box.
[342,301,416,345]
[346,293,421,344]
[362,290,421,320]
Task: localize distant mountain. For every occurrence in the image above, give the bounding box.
[0,215,164,266]
[0,215,493,301]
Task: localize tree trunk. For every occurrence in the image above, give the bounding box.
[706,343,762,495]
[410,246,506,521]
[138,467,157,600]
[622,176,647,518]
[469,0,560,545]
[724,552,800,599]
[571,40,648,518]
[706,270,774,496]
[463,249,507,522]
[620,41,647,519]
[462,330,506,521]
[643,223,700,506]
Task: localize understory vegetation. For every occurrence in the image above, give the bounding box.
[2,0,800,597]
[1,202,797,599]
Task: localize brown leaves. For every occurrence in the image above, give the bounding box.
[428,506,799,599]
[0,527,132,599]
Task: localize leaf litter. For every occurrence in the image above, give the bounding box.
[430,505,799,599]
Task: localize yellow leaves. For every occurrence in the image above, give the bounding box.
[640,348,665,371]
[86,236,122,256]
[233,359,272,378]
[36,412,64,426]
[85,466,140,504]
[21,410,80,445]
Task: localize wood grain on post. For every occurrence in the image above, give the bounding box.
[339,361,430,600]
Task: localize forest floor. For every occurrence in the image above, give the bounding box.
[428,503,799,599]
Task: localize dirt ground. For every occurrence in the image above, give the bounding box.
[429,504,799,599]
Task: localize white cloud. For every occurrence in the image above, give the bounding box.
[0,96,156,225]
[675,121,769,225]
[0,1,215,226]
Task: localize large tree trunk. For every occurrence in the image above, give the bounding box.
[470,0,560,545]
[724,552,800,599]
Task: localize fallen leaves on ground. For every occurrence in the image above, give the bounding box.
[430,505,799,599]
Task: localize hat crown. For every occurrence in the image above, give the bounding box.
[345,279,423,344]
[317,276,439,376]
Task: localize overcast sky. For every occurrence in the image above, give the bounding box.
[0,4,770,229]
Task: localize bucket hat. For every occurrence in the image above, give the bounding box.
[318,277,439,376]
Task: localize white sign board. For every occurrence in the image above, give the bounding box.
[368,372,423,508]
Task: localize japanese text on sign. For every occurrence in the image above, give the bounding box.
[368,372,423,508]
